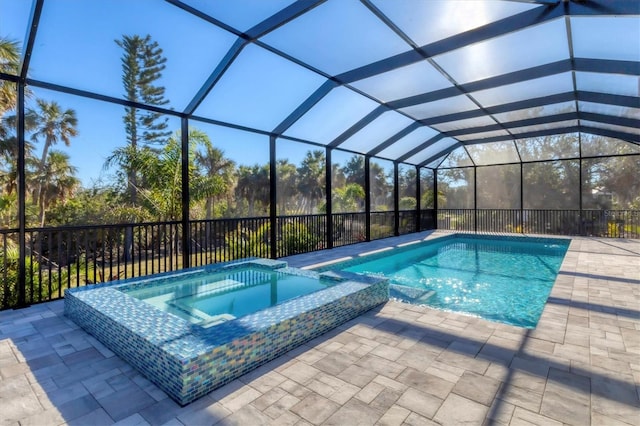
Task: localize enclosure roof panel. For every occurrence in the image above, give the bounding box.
[27,0,239,111]
[4,0,639,167]
[179,0,296,32]
[194,44,326,130]
[370,0,539,47]
[259,0,411,75]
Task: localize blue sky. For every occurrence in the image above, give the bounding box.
[1,0,332,185]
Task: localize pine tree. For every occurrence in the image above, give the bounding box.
[115,34,170,205]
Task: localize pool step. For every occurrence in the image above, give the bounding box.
[389,285,436,305]
[415,290,436,304]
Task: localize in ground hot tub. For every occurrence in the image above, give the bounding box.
[64,258,388,405]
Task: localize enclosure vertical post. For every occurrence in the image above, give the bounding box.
[520,162,524,234]
[15,0,42,307]
[415,166,421,232]
[269,136,278,258]
[393,162,400,236]
[433,169,438,229]
[181,118,190,269]
[325,147,333,249]
[473,166,478,233]
[17,83,27,307]
[365,156,371,241]
[578,133,584,235]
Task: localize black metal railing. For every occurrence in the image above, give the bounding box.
[332,212,366,247]
[2,208,637,310]
[1,228,19,310]
[420,209,436,231]
[370,211,395,240]
[398,210,417,235]
[477,209,521,233]
[276,214,327,258]
[190,217,271,265]
[438,209,475,232]
[438,209,640,238]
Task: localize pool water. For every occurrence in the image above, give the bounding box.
[120,267,335,327]
[328,236,569,328]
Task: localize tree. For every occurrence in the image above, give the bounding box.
[115,34,170,205]
[34,150,79,226]
[438,167,474,209]
[194,138,236,219]
[0,37,20,117]
[107,129,232,221]
[398,167,417,209]
[331,162,346,189]
[0,37,23,226]
[236,164,269,217]
[324,183,365,213]
[30,99,78,220]
[476,164,520,209]
[342,155,365,185]
[581,136,640,210]
[297,150,325,214]
[0,134,35,196]
[370,161,392,211]
[276,159,298,214]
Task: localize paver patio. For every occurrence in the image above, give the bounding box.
[1,231,639,425]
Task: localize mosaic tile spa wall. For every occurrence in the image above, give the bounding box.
[65,260,388,405]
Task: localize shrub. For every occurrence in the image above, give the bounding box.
[278,222,320,256]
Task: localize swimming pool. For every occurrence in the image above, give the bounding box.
[316,234,569,328]
[119,267,337,327]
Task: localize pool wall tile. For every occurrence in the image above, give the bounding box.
[64,260,388,406]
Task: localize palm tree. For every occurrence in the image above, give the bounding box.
[30,99,78,215]
[370,162,392,211]
[0,36,22,211]
[0,135,36,195]
[0,37,20,117]
[297,150,325,214]
[106,129,235,221]
[236,164,269,216]
[36,150,79,226]
[276,159,298,214]
[342,155,365,185]
[194,136,236,219]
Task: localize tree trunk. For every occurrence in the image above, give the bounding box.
[34,138,52,207]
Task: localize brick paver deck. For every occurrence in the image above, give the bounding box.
[1,231,638,425]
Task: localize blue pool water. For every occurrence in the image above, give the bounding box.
[120,267,334,327]
[325,235,569,328]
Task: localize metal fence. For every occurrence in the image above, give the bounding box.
[2,208,638,310]
[438,209,640,238]
[332,212,366,247]
[371,211,395,240]
[190,217,271,265]
[276,214,327,258]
